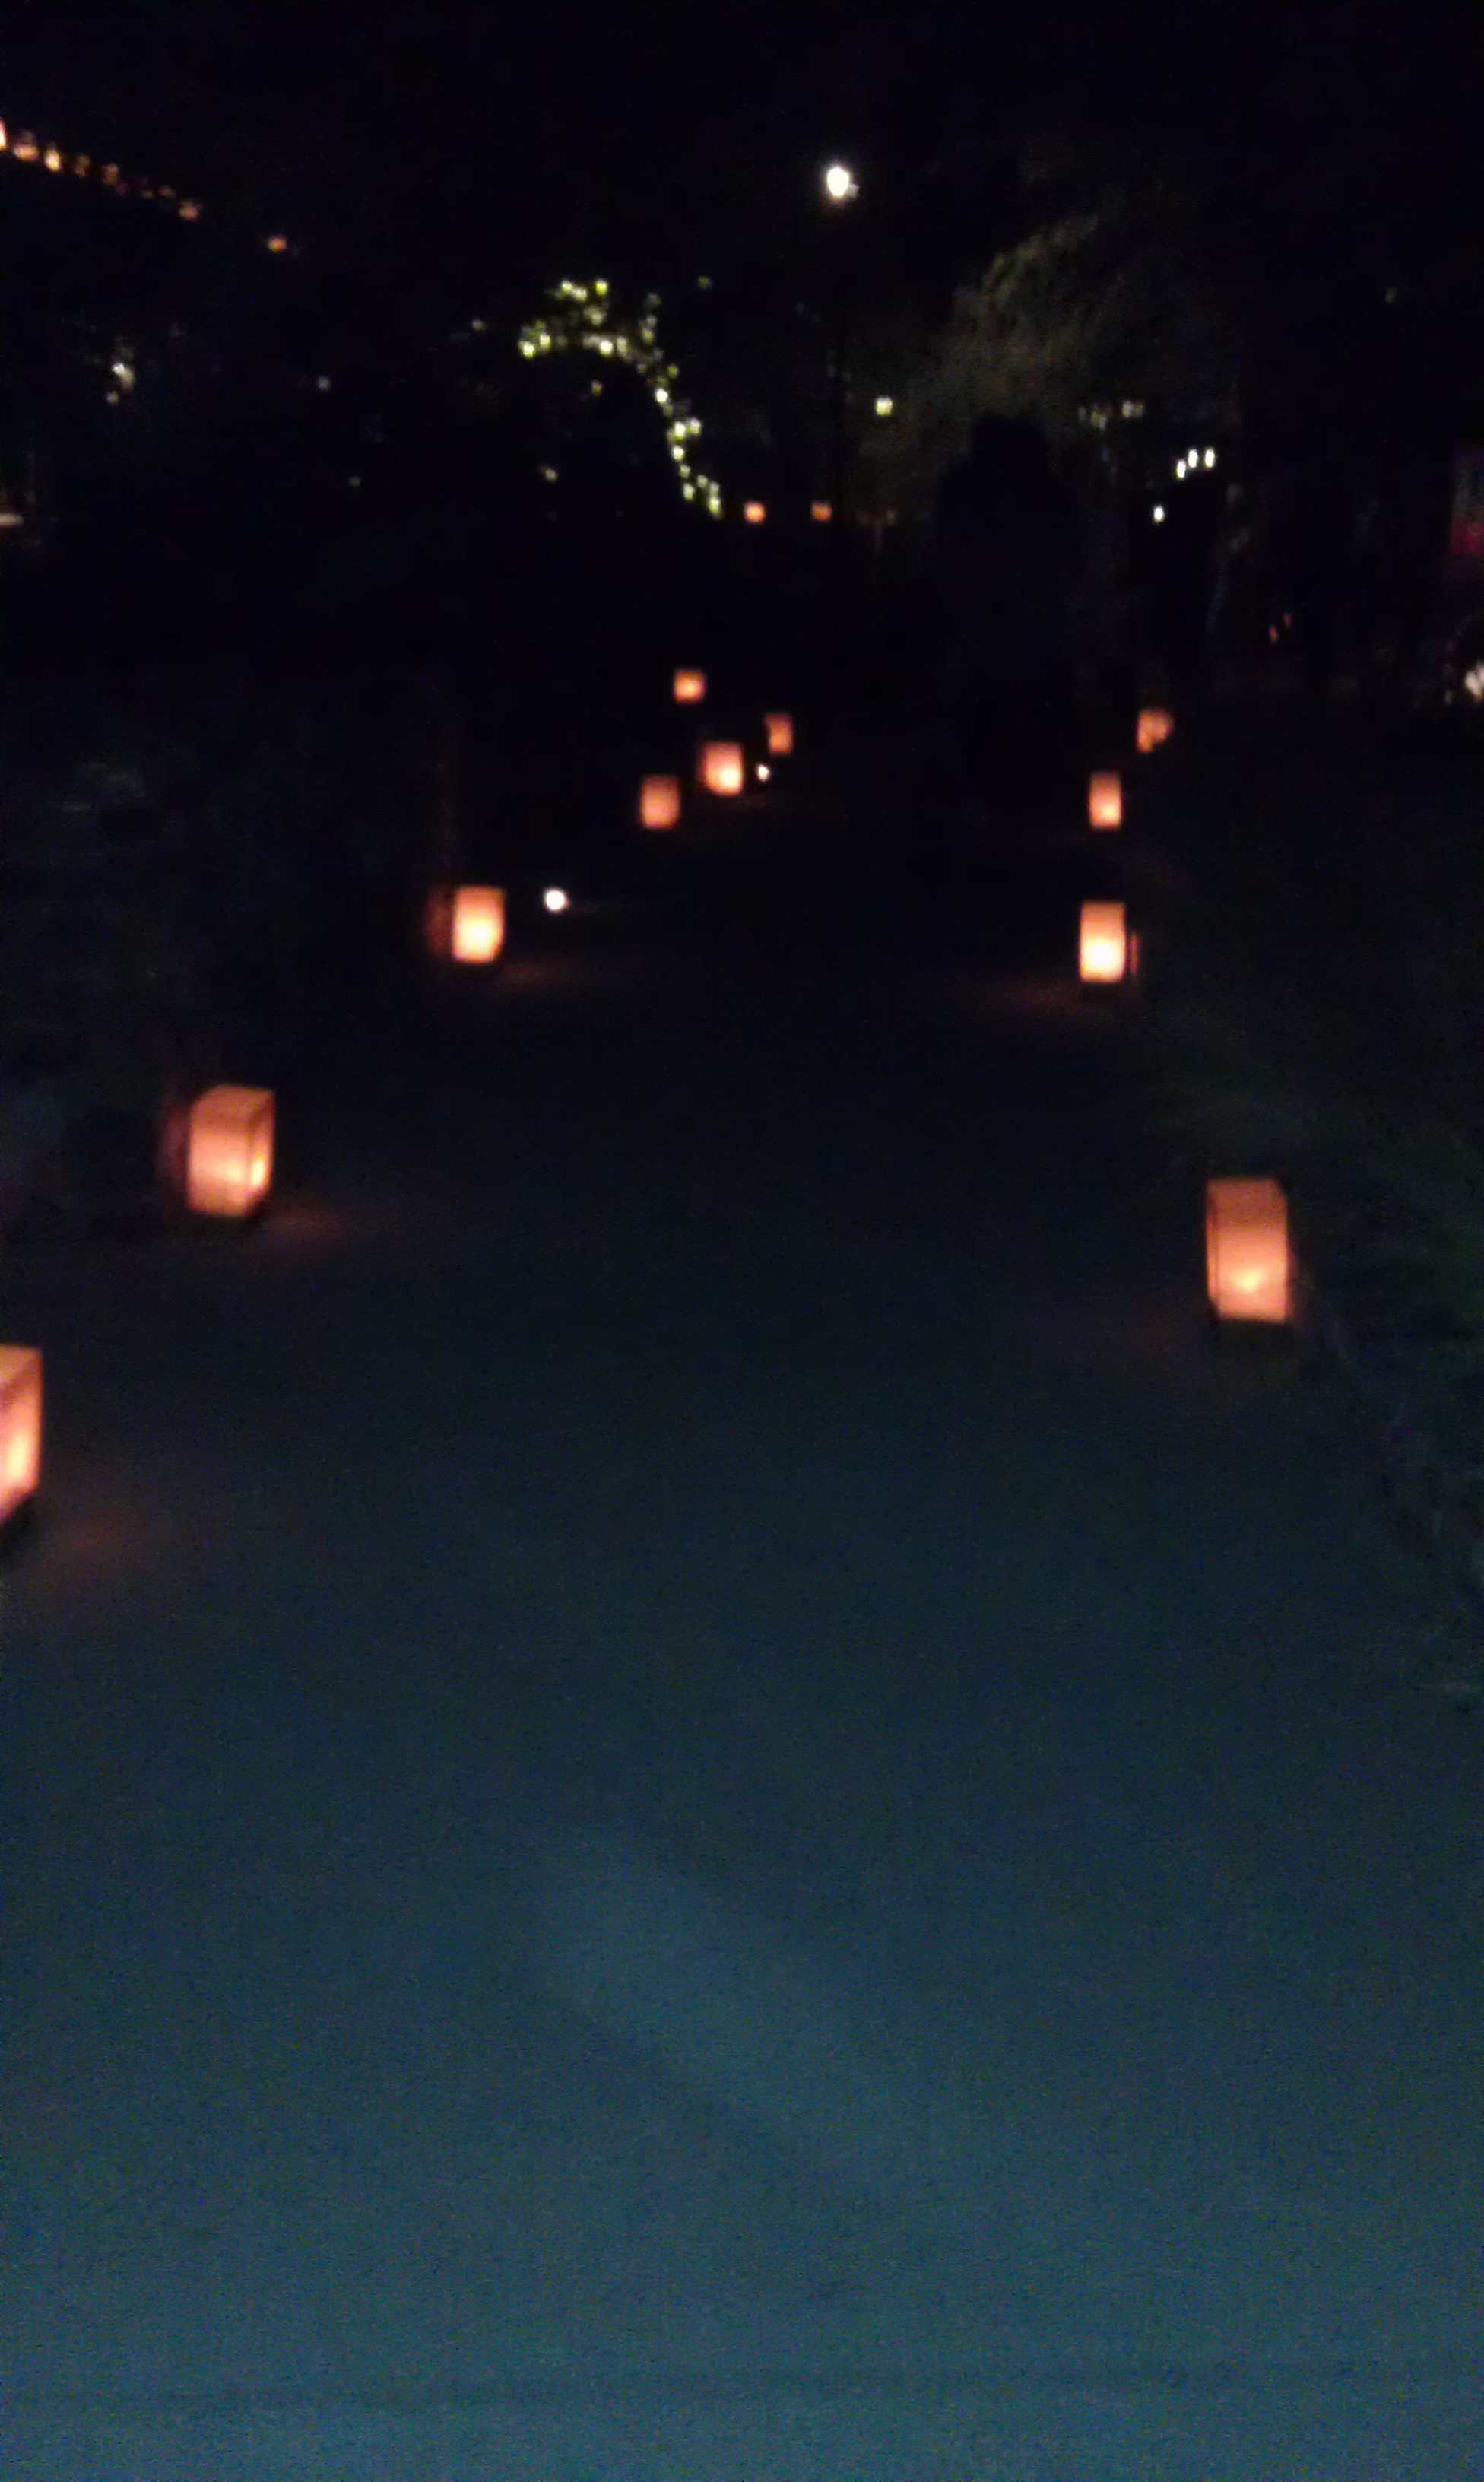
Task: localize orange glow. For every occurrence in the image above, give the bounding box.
[811,500,833,522]
[43,147,62,173]
[0,124,8,151]
[0,1347,43,1525]
[449,886,506,963]
[743,501,766,525]
[1088,770,1123,829]
[265,233,290,255]
[101,163,119,184]
[1206,1178,1292,1324]
[700,742,746,796]
[764,713,794,757]
[639,773,683,830]
[1079,900,1127,983]
[1137,706,1175,753]
[13,134,39,163]
[179,199,201,221]
[673,668,706,705]
[186,1086,275,1220]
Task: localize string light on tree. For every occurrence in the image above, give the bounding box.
[518,280,725,518]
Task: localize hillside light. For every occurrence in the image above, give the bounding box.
[823,162,858,202]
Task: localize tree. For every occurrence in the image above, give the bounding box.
[857,150,1232,521]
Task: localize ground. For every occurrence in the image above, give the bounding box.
[2,801,1481,2480]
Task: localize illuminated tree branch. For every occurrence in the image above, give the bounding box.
[518,280,724,518]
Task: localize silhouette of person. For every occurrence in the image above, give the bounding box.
[931,414,1080,818]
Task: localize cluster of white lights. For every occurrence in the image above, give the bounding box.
[0,110,298,256]
[1463,661,1484,703]
[518,281,725,518]
[1175,447,1219,478]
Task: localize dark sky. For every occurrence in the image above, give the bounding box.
[1,1,1479,318]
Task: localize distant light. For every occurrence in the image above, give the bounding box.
[823,162,858,202]
[0,509,24,530]
[541,465,558,483]
[1152,503,1166,522]
[697,275,713,289]
[316,374,331,392]
[543,887,570,912]
[179,199,201,221]
[0,123,8,151]
[743,500,766,524]
[1203,447,1216,468]
[265,233,289,255]
[811,500,833,522]
[1175,459,1188,479]
[348,474,362,488]
[471,316,486,333]
[43,148,62,173]
[756,763,772,782]
[874,395,894,417]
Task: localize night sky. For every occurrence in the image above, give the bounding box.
[2,1,1479,319]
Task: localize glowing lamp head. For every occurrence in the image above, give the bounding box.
[673,668,706,705]
[700,741,746,796]
[743,501,766,525]
[0,1346,43,1525]
[823,162,858,202]
[1136,706,1175,754]
[186,1085,275,1220]
[764,713,794,757]
[756,763,772,782]
[1206,1178,1292,1325]
[543,887,570,913]
[639,773,683,830]
[1079,901,1128,984]
[1088,770,1123,830]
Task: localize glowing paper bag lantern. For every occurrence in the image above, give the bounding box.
[1079,900,1127,983]
[743,501,766,525]
[0,1347,42,1525]
[639,773,682,830]
[1206,1179,1292,1324]
[673,668,706,705]
[1089,770,1123,830]
[700,742,746,796]
[764,713,794,757]
[186,1085,275,1220]
[446,886,506,963]
[1137,706,1175,754]
[811,500,833,523]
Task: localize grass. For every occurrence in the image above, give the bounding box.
[1133,697,1484,1681]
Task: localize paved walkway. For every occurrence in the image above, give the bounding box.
[3,835,1482,2479]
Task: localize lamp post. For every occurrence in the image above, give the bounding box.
[820,160,858,524]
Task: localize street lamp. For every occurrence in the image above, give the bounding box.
[819,163,859,522]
